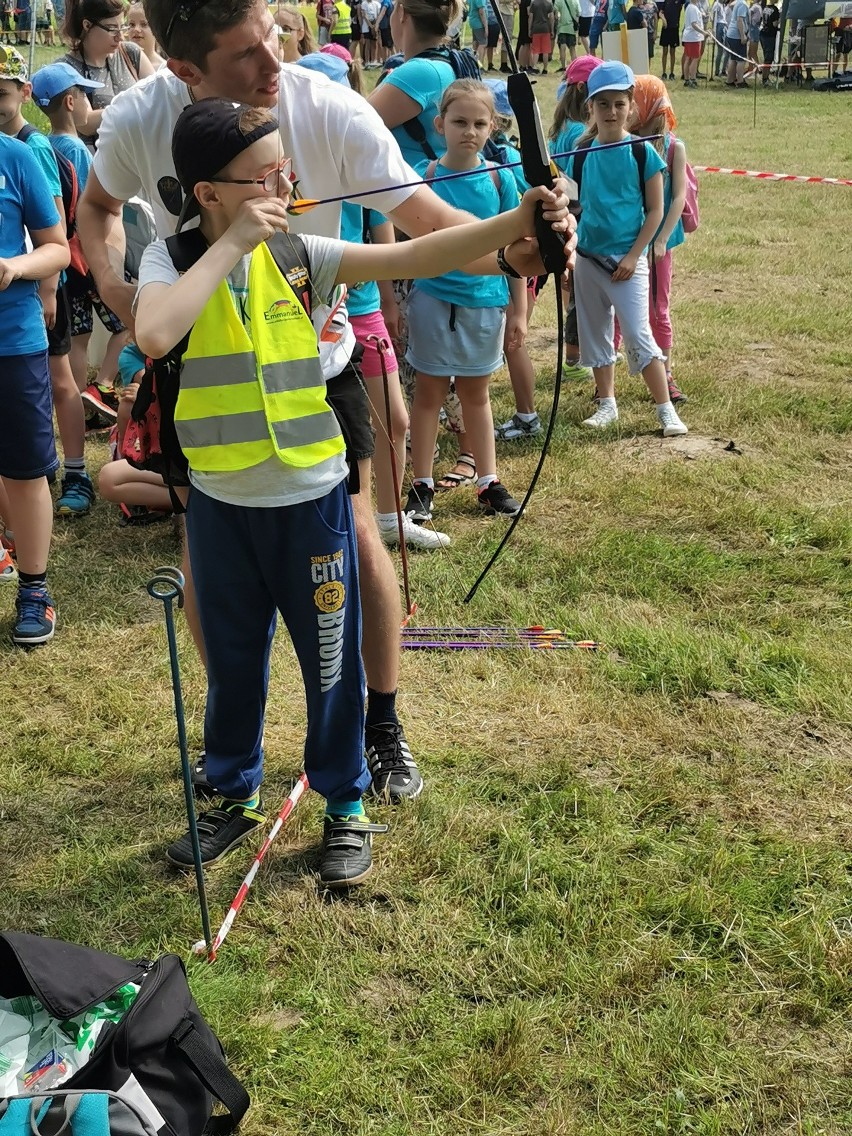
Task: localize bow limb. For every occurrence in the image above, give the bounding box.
[464,5,571,604]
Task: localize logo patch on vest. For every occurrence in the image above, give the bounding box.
[264,297,300,324]
[285,266,309,292]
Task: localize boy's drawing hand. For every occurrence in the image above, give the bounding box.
[612,252,638,281]
[228,198,290,254]
[0,258,22,291]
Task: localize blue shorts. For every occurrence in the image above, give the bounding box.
[405,286,506,377]
[589,14,607,50]
[0,351,59,480]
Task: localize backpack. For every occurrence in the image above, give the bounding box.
[0,931,249,1136]
[571,137,649,213]
[17,124,87,276]
[124,230,313,512]
[400,48,506,166]
[665,134,700,232]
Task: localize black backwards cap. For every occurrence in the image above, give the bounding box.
[172,98,279,231]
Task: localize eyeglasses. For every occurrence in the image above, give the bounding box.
[164,0,215,52]
[94,22,123,36]
[211,158,293,195]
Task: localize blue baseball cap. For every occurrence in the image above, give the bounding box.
[484,78,512,119]
[586,60,635,101]
[31,61,104,107]
[295,53,350,87]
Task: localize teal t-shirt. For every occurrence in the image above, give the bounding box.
[382,55,455,169]
[22,130,62,199]
[50,132,92,192]
[549,120,586,171]
[340,202,387,316]
[414,158,519,308]
[659,134,685,252]
[563,136,666,258]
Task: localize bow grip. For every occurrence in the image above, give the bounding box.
[506,72,574,276]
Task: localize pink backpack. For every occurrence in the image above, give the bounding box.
[666,134,700,233]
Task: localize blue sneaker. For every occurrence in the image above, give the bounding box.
[56,472,95,517]
[13,586,57,646]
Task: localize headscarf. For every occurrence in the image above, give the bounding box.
[631,74,677,135]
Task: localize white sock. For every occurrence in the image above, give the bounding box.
[413,477,434,490]
[516,411,537,422]
[477,475,498,490]
[376,511,399,527]
[656,400,675,414]
[597,397,617,410]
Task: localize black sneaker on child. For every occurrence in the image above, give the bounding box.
[366,721,424,802]
[403,481,434,523]
[319,814,389,888]
[166,798,265,867]
[477,481,521,516]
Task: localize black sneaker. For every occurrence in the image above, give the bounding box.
[166,799,265,867]
[403,481,434,523]
[319,815,388,888]
[477,481,521,516]
[318,817,388,886]
[366,721,424,802]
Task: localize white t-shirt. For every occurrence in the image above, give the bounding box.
[683,2,705,39]
[135,233,349,508]
[360,0,380,30]
[93,65,419,375]
[579,0,595,17]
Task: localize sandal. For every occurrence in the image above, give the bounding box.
[436,452,476,491]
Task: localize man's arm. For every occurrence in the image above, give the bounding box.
[77,169,136,330]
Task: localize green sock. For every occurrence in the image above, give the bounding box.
[225,791,260,812]
[325,797,365,820]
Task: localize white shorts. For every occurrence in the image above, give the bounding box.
[573,254,665,374]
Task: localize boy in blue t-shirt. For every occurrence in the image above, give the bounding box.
[0,48,99,519]
[0,119,70,643]
[32,61,128,480]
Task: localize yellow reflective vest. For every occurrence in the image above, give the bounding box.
[173,241,345,474]
[334,0,351,27]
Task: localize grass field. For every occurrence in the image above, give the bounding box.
[4,43,852,1136]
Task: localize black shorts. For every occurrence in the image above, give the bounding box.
[380,26,392,46]
[659,26,680,47]
[0,350,59,479]
[578,15,592,35]
[47,283,72,357]
[487,22,500,47]
[325,348,375,463]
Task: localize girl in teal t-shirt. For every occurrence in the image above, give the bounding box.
[404,79,527,523]
[561,63,688,437]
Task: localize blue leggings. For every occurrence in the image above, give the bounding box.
[186,482,369,802]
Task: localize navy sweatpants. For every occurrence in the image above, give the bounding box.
[185,481,370,803]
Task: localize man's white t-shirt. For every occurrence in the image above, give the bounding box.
[683,2,705,39]
[579,0,595,17]
[93,64,419,376]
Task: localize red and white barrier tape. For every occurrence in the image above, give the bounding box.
[695,165,852,187]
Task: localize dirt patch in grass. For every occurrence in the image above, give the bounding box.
[613,434,746,462]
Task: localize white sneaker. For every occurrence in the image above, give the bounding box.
[657,404,688,437]
[495,413,542,440]
[582,403,619,428]
[378,513,450,550]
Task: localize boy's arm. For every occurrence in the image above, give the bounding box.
[37,193,65,328]
[335,185,561,286]
[135,199,288,359]
[0,221,69,289]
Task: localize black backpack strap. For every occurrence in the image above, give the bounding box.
[172,1019,250,1135]
[399,47,456,160]
[16,122,36,143]
[631,138,648,213]
[266,231,312,316]
[571,139,591,200]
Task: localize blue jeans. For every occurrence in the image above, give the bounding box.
[186,481,369,802]
[589,14,607,50]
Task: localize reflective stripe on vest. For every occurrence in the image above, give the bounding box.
[173,241,344,474]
